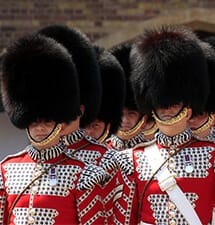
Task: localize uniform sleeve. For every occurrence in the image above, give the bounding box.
[98,148,136,224]
[113,149,139,225]
[76,164,109,225]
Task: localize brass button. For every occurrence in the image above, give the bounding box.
[29,208,36,216]
[28,216,35,224]
[31,186,38,194]
[170,219,176,225]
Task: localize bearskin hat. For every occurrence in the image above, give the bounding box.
[94,46,125,134]
[1,34,80,129]
[110,43,138,110]
[0,49,6,113]
[204,36,215,49]
[130,25,209,116]
[37,25,102,128]
[201,36,215,114]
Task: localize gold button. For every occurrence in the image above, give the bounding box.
[36,164,42,170]
[169,210,176,218]
[28,216,35,224]
[31,186,38,194]
[34,180,39,186]
[169,163,175,170]
[169,158,175,163]
[170,219,176,225]
[29,208,36,216]
[34,171,41,177]
[169,202,176,210]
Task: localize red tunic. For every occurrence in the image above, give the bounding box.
[0,145,106,225]
[114,136,215,225]
[66,130,133,224]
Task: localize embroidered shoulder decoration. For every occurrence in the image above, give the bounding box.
[113,150,134,175]
[99,150,118,171]
[77,164,110,190]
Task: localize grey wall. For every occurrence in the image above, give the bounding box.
[0,112,28,161]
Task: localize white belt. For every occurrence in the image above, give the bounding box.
[139,222,153,225]
[144,144,203,225]
[212,208,215,225]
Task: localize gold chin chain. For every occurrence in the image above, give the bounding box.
[117,116,145,139]
[26,123,62,148]
[192,114,214,135]
[143,123,158,136]
[97,127,110,144]
[152,107,188,126]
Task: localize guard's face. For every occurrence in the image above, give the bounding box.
[155,103,184,121]
[28,120,56,142]
[84,119,106,139]
[188,112,209,130]
[120,108,141,131]
[154,103,192,137]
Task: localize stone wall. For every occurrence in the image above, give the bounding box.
[0,0,214,50]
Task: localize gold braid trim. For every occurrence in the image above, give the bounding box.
[117,116,145,138]
[97,127,110,144]
[152,107,188,125]
[192,114,214,135]
[26,123,62,148]
[143,123,158,136]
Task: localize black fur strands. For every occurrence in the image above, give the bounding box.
[1,34,80,129]
[201,37,215,114]
[110,43,138,110]
[37,25,102,128]
[94,46,126,135]
[130,25,209,116]
[204,36,215,49]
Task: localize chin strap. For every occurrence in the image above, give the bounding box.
[97,126,110,144]
[26,123,62,148]
[143,123,158,137]
[152,107,188,125]
[192,114,214,135]
[117,116,145,138]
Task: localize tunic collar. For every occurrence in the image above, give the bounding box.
[155,128,192,148]
[28,142,65,161]
[110,132,147,151]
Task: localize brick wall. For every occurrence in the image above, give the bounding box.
[0,0,214,50]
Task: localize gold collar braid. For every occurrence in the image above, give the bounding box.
[152,107,188,126]
[192,114,214,135]
[143,123,158,136]
[26,123,62,149]
[117,116,145,139]
[97,126,110,144]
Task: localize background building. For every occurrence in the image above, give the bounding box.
[0,0,214,160]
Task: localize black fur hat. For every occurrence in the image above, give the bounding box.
[110,43,138,110]
[130,25,209,116]
[204,36,215,49]
[1,34,80,129]
[201,37,215,113]
[94,46,125,134]
[37,25,102,128]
